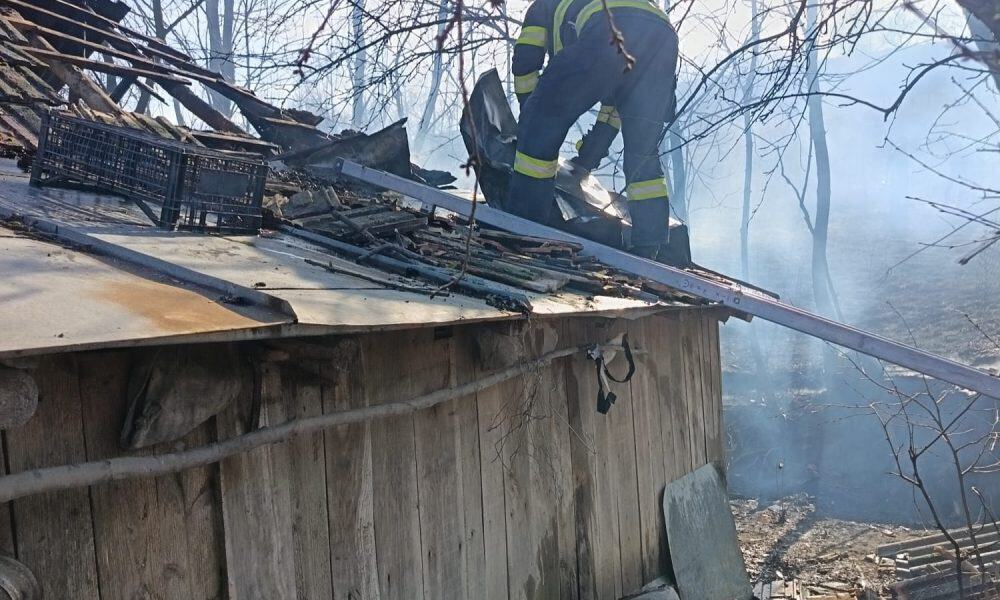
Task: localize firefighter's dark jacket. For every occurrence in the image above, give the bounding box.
[512,0,670,170]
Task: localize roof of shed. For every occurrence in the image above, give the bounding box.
[0,161,686,358]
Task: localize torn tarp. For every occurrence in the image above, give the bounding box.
[272,119,456,188]
[461,69,692,263]
[460,69,630,247]
[278,119,413,180]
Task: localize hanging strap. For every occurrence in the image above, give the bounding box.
[588,334,636,414]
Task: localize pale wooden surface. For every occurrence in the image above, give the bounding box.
[0,311,725,599]
[0,232,289,357]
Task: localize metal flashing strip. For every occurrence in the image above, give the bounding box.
[0,205,298,320]
[337,158,1000,400]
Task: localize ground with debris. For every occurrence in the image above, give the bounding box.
[732,494,925,598]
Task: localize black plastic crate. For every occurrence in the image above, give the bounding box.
[30,111,267,233]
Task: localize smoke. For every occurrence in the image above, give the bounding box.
[690,40,1000,525]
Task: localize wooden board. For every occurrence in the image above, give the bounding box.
[412,331,468,599]
[561,318,604,600]
[684,312,710,469]
[271,362,334,599]
[626,317,669,583]
[217,364,298,599]
[365,329,440,600]
[703,315,725,464]
[321,338,380,599]
[451,330,489,598]
[601,318,644,593]
[79,351,225,600]
[590,319,626,598]
[476,357,512,600]
[659,313,693,481]
[5,355,101,599]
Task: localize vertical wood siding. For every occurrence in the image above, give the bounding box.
[0,311,724,599]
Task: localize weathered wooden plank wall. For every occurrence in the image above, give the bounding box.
[0,310,725,599]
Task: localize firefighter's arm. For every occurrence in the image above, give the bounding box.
[512,1,548,105]
[573,103,622,171]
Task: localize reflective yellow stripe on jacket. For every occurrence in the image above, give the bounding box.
[552,0,577,53]
[516,25,548,48]
[514,71,541,94]
[596,105,622,130]
[575,0,669,33]
[626,178,669,201]
[514,151,560,179]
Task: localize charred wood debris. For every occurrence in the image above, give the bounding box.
[0,0,712,311]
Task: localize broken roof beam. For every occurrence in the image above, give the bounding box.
[19,47,190,86]
[27,35,121,114]
[5,14,268,136]
[159,82,245,134]
[6,18,247,134]
[1,0,184,61]
[4,0,329,146]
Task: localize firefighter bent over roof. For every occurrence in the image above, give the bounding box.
[509,0,679,259]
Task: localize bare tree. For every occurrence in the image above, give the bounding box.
[351,0,368,128]
[206,0,236,116]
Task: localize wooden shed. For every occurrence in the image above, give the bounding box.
[0,166,728,599]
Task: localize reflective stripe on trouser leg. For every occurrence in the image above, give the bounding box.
[626,178,669,201]
[514,71,540,95]
[509,152,559,223]
[513,151,559,179]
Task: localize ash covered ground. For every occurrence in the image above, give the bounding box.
[731,494,923,597]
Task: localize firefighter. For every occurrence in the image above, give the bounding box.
[510,0,679,258]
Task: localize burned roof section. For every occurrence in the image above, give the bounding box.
[0,0,749,358]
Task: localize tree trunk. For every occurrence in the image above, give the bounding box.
[741,0,769,385]
[740,0,760,282]
[416,0,450,146]
[957,0,1000,42]
[351,1,367,129]
[206,0,236,117]
[666,128,688,222]
[135,0,168,113]
[805,2,836,317]
[661,0,688,223]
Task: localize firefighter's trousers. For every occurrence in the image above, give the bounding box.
[508,13,679,250]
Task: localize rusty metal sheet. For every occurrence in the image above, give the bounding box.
[0,230,292,358]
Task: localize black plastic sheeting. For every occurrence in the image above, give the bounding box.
[460,69,630,247]
[277,119,457,189]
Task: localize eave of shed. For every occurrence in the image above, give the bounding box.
[0,163,696,358]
